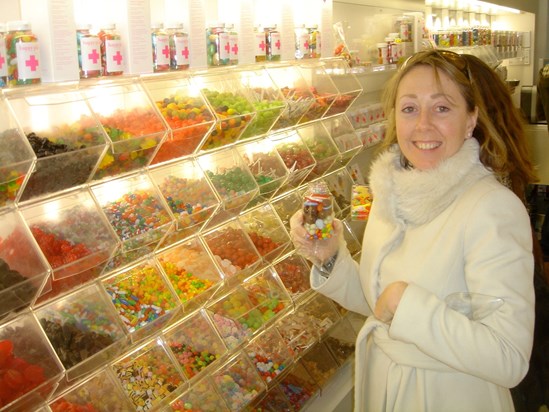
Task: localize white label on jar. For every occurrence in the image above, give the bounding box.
[229,33,238,59]
[270,32,281,56]
[154,34,170,66]
[254,32,266,56]
[0,40,7,77]
[298,33,309,55]
[105,39,123,73]
[80,36,101,71]
[15,41,41,79]
[174,35,189,64]
[218,32,230,60]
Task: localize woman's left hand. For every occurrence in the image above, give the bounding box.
[374,281,409,323]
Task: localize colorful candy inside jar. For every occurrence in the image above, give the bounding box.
[302,181,334,240]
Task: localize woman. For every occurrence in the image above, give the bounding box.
[290,50,537,411]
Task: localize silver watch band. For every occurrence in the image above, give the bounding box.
[318,252,338,278]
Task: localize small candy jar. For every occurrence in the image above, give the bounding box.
[162,309,228,381]
[302,180,335,240]
[83,78,167,180]
[76,24,101,79]
[34,282,129,381]
[151,22,171,73]
[4,86,108,203]
[0,97,35,210]
[140,73,215,164]
[0,310,64,411]
[101,258,179,342]
[0,209,49,319]
[5,20,41,87]
[165,22,190,71]
[110,337,186,410]
[149,159,219,245]
[155,236,223,311]
[206,22,229,67]
[98,23,123,76]
[170,375,230,411]
[210,351,265,410]
[48,367,134,412]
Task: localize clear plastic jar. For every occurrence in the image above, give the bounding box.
[6,20,41,86]
[0,23,7,87]
[151,23,170,72]
[206,22,230,67]
[226,24,239,65]
[76,24,101,79]
[295,24,309,59]
[98,23,123,76]
[254,26,266,63]
[165,22,189,71]
[307,25,321,58]
[376,42,388,65]
[302,181,334,240]
[265,25,281,62]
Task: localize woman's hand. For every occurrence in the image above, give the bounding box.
[374,281,409,323]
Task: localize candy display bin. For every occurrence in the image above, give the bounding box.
[272,252,313,303]
[296,121,339,181]
[169,374,230,411]
[191,71,256,152]
[295,61,339,123]
[324,168,354,218]
[238,204,291,264]
[276,360,320,411]
[162,309,228,382]
[110,336,186,411]
[91,172,174,268]
[321,115,363,171]
[201,219,262,282]
[155,236,223,312]
[264,63,316,132]
[270,189,303,230]
[0,310,64,412]
[81,78,168,180]
[299,341,340,388]
[342,216,363,257]
[48,367,133,412]
[20,188,118,283]
[235,66,285,140]
[269,130,316,196]
[211,351,266,411]
[101,258,180,343]
[244,326,294,387]
[34,283,129,382]
[321,316,357,367]
[3,86,108,203]
[246,384,294,412]
[140,73,215,165]
[198,148,259,228]
[274,305,317,357]
[149,159,220,246]
[0,209,50,320]
[236,140,288,205]
[321,58,363,117]
[299,293,342,340]
[0,97,35,211]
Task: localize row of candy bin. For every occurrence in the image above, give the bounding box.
[0,58,362,212]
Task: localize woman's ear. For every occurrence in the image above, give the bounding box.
[466,106,479,139]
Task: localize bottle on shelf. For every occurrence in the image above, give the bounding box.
[165,22,189,71]
[5,20,41,86]
[206,22,230,67]
[265,24,281,62]
[0,23,7,87]
[98,23,124,76]
[76,23,101,79]
[151,22,170,72]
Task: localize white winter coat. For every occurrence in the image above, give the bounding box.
[311,139,535,412]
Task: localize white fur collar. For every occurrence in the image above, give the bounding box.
[368,138,492,226]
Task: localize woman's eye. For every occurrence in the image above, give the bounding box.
[436,105,451,113]
[401,106,415,113]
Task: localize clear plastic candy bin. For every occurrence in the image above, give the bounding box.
[0,209,49,319]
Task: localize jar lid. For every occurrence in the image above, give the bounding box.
[7,20,31,31]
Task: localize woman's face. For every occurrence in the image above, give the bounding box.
[395,65,478,170]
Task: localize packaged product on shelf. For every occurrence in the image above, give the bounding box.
[98,23,123,76]
[151,23,170,72]
[170,376,230,411]
[76,24,101,79]
[5,20,41,86]
[253,26,267,63]
[206,23,230,67]
[111,339,185,411]
[307,25,321,58]
[0,23,7,87]
[165,22,190,71]
[302,180,335,240]
[294,24,309,59]
[351,184,372,221]
[265,25,281,62]
[226,24,239,65]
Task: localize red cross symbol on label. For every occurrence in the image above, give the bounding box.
[26,55,39,71]
[259,40,266,51]
[231,43,239,55]
[88,49,100,63]
[275,39,281,50]
[162,45,170,59]
[112,51,123,65]
[182,47,189,59]
[0,54,5,69]
[224,42,230,54]
[304,40,309,49]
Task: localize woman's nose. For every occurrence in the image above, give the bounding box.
[416,109,433,130]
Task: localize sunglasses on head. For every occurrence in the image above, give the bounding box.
[401,49,472,82]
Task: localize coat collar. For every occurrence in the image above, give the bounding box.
[368,138,492,227]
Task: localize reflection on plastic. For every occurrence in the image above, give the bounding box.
[445,292,504,320]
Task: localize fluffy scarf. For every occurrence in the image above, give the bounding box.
[368,138,492,227]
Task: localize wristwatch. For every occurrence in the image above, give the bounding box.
[318,253,338,279]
